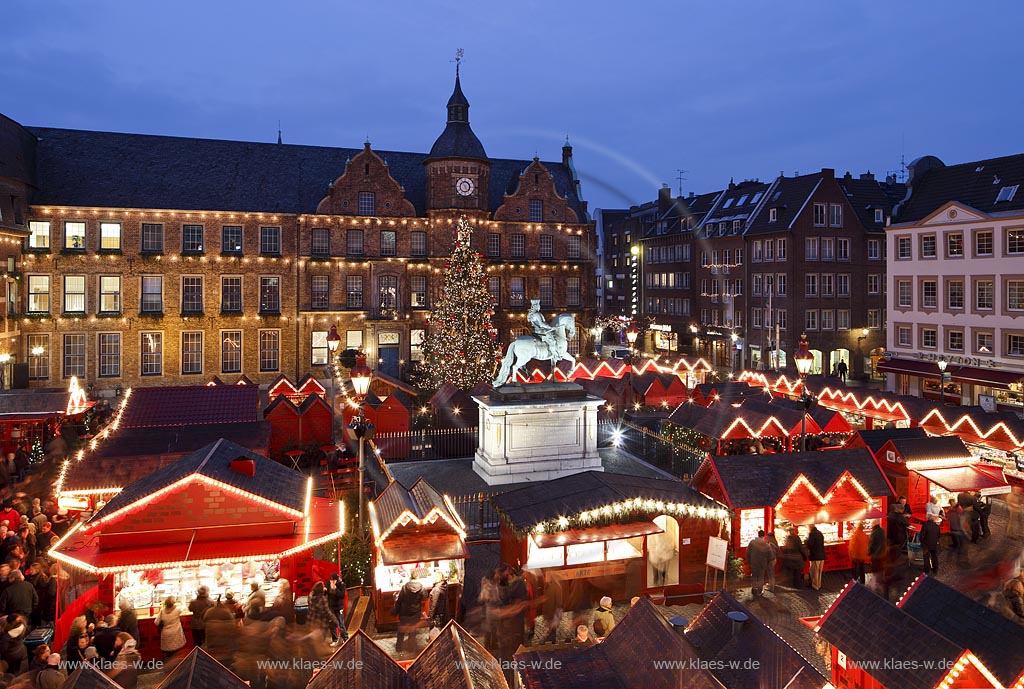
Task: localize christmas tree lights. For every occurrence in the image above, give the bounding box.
[414,217,499,390]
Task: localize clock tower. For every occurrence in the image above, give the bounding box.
[424,65,490,212]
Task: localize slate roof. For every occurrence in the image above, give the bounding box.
[683,592,826,689]
[372,477,461,534]
[26,127,584,219]
[87,438,306,523]
[119,385,259,428]
[407,621,509,689]
[0,389,69,416]
[158,647,250,689]
[817,583,965,689]
[838,173,905,233]
[889,436,972,464]
[708,449,893,509]
[744,173,821,236]
[894,153,1024,223]
[518,597,723,689]
[60,664,124,689]
[851,427,928,453]
[63,422,270,493]
[492,471,722,531]
[698,180,770,237]
[898,574,1024,686]
[308,630,407,689]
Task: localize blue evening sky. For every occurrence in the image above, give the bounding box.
[4,1,1021,212]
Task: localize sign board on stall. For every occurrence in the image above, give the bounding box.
[979,394,996,413]
[706,536,728,571]
[548,560,627,581]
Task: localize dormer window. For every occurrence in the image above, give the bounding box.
[874,208,884,223]
[769,208,778,223]
[997,185,1019,203]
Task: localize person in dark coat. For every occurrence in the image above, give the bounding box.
[306,581,334,644]
[107,637,140,689]
[428,577,449,632]
[884,505,909,598]
[868,522,885,591]
[805,525,826,591]
[745,530,773,596]
[117,598,139,643]
[780,530,807,588]
[393,572,426,655]
[202,599,238,664]
[93,614,122,663]
[973,492,991,539]
[966,503,983,544]
[0,618,28,675]
[188,587,215,647]
[327,573,347,646]
[0,569,38,617]
[920,514,941,575]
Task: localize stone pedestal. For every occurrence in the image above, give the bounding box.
[472,382,603,486]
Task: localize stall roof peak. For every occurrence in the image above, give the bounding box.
[158,647,250,689]
[308,630,407,689]
[87,438,306,525]
[408,621,509,689]
[372,477,461,534]
[61,664,125,689]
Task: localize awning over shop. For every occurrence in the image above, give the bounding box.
[533,520,664,548]
[915,465,1010,496]
[380,532,468,566]
[876,358,941,379]
[950,365,1024,390]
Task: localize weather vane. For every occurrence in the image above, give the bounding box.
[453,48,464,76]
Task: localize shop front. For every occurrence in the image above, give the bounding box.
[493,471,728,601]
[692,449,894,572]
[50,438,343,658]
[368,478,466,630]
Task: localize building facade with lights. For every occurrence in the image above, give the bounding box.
[0,72,595,392]
[882,153,1024,411]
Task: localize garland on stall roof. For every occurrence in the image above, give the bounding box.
[498,496,731,539]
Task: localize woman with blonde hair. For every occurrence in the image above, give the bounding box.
[156,596,186,659]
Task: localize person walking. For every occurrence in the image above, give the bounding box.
[307,581,335,645]
[836,359,848,382]
[947,500,969,567]
[593,596,616,638]
[156,596,186,660]
[974,492,991,540]
[427,576,449,635]
[745,530,773,596]
[781,529,807,588]
[848,523,869,585]
[765,532,781,592]
[393,572,426,655]
[540,573,563,644]
[478,570,499,650]
[868,521,886,592]
[805,525,826,591]
[327,573,348,646]
[188,586,214,647]
[920,514,941,575]
[243,582,265,619]
[106,638,140,689]
[884,504,909,598]
[37,654,66,689]
[1003,571,1024,620]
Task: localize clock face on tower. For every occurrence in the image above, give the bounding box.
[455,177,476,197]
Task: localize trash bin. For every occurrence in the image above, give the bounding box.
[294,596,309,625]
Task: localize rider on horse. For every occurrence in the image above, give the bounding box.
[527,299,558,355]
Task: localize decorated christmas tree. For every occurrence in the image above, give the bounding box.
[415,217,499,390]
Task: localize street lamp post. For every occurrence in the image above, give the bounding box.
[347,353,375,535]
[793,333,817,452]
[936,356,949,404]
[625,321,639,358]
[325,325,341,438]
[857,327,869,379]
[591,326,602,356]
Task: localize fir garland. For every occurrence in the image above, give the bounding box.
[497,497,731,538]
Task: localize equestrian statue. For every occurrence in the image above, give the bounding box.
[492,299,576,387]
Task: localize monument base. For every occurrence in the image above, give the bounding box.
[471,382,604,486]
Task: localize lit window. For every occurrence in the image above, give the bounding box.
[63,276,86,314]
[99,276,121,313]
[380,231,397,256]
[99,222,121,250]
[346,275,363,308]
[311,331,328,366]
[181,332,203,375]
[221,331,242,373]
[98,333,121,378]
[27,335,48,380]
[28,221,50,249]
[946,233,963,258]
[141,332,162,376]
[976,332,993,354]
[221,226,243,253]
[1007,228,1024,255]
[28,275,50,313]
[259,277,281,313]
[411,275,428,308]
[259,330,280,371]
[64,222,86,250]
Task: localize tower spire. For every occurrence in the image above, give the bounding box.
[447,49,469,124]
[277,120,282,145]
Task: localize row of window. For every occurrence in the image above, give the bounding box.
[26,275,285,315]
[697,308,744,328]
[25,330,282,380]
[894,228,1024,261]
[749,308,881,331]
[811,203,845,228]
[895,277,1024,312]
[486,277,581,308]
[647,272,692,290]
[892,325,1024,358]
[29,221,284,255]
[485,233,582,260]
[699,278,743,298]
[646,244,692,264]
[645,297,691,317]
[700,249,744,268]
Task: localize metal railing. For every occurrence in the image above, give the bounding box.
[598,419,704,480]
[447,492,501,540]
[373,426,479,461]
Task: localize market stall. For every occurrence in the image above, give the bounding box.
[492,471,729,601]
[871,436,1011,518]
[691,449,894,572]
[368,478,467,630]
[50,438,343,658]
[0,378,93,457]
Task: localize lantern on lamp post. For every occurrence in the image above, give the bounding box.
[324,325,342,436]
[347,353,375,536]
[625,321,639,357]
[794,333,817,452]
[936,355,949,404]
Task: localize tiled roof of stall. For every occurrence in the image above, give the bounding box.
[118,385,259,428]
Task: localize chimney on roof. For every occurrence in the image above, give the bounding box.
[821,168,834,179]
[727,611,748,638]
[860,171,875,181]
[844,171,853,181]
[658,185,672,206]
[230,457,256,478]
[728,178,736,191]
[689,191,695,199]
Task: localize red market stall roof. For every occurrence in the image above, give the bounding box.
[897,574,1024,689]
[308,631,408,689]
[369,478,467,556]
[846,427,929,454]
[737,399,825,437]
[51,439,342,574]
[0,388,80,422]
[118,384,260,428]
[268,373,327,403]
[883,436,974,469]
[914,464,1010,496]
[920,407,1024,452]
[816,582,1009,689]
[694,449,894,524]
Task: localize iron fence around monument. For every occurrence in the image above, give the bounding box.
[598,420,705,481]
[448,492,502,541]
[373,426,479,462]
